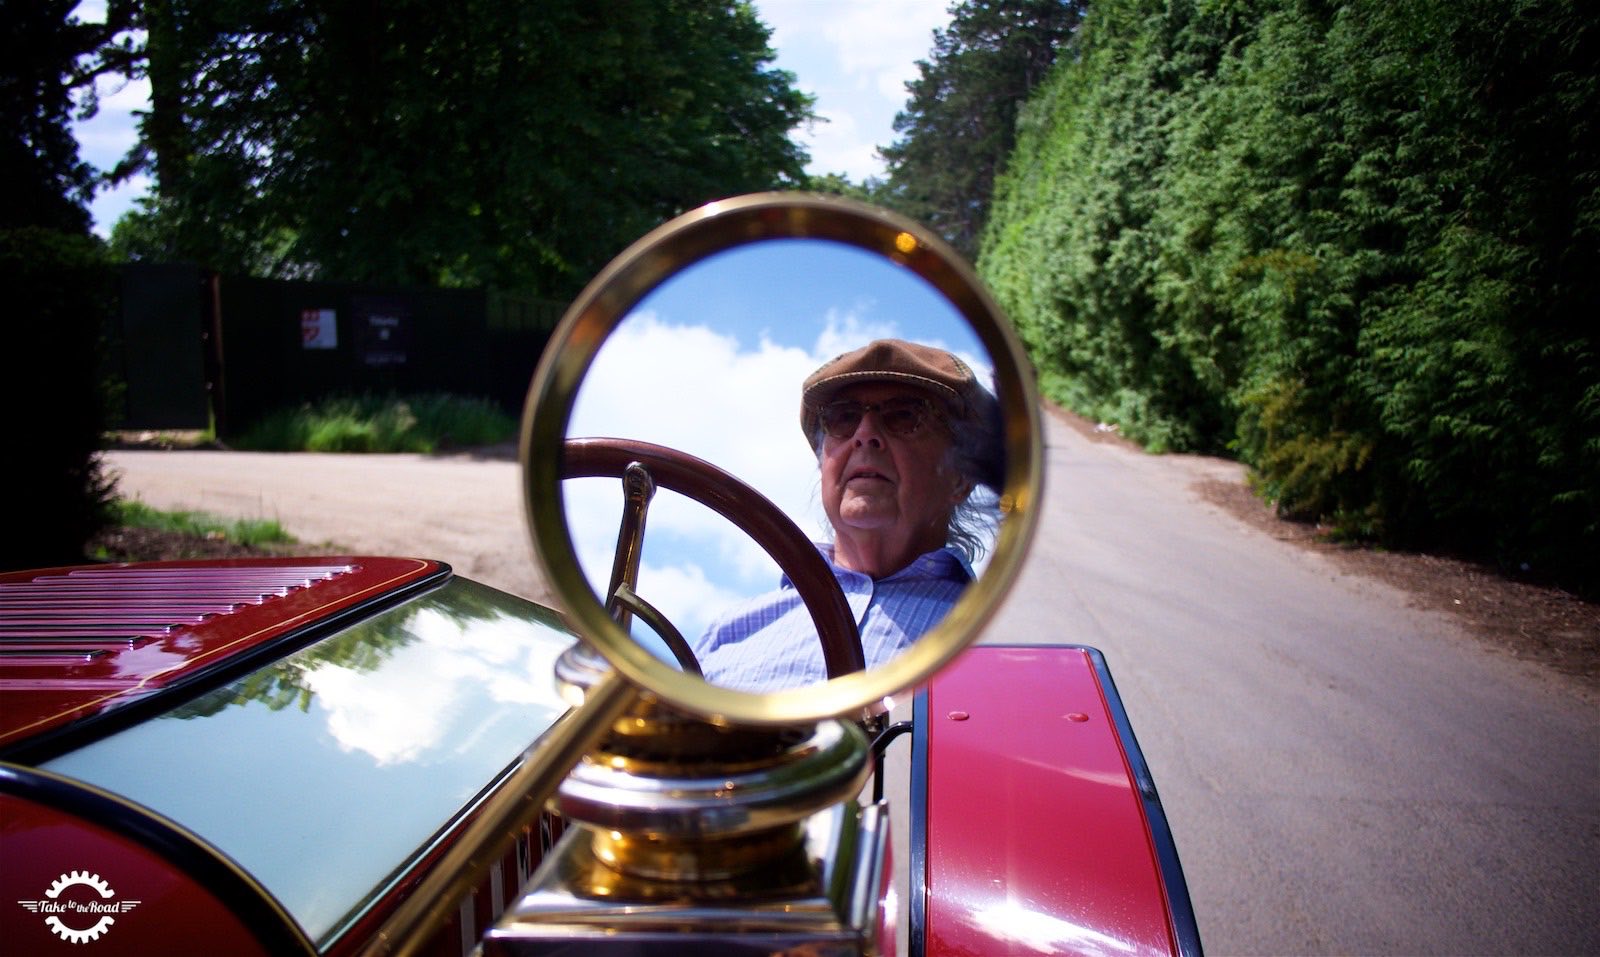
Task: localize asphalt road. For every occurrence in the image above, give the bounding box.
[105,413,1599,955]
[983,413,1599,955]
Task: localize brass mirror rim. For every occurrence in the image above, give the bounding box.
[521,191,1041,725]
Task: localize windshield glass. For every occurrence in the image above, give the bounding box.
[42,576,572,946]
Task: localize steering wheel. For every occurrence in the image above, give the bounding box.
[562,437,866,678]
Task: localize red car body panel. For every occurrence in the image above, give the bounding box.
[919,645,1193,956]
[0,777,304,956]
[0,557,442,752]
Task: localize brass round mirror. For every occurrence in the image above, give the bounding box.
[522,193,1040,725]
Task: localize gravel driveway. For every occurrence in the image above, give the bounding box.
[105,442,554,606]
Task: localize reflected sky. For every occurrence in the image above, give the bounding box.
[565,238,992,656]
[43,578,574,945]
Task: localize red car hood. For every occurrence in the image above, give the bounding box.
[0,557,443,754]
[917,645,1200,956]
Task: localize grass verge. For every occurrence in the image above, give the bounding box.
[233,392,516,453]
[110,499,295,548]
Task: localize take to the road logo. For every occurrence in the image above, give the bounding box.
[16,871,141,944]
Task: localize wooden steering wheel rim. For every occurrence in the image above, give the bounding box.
[562,437,866,677]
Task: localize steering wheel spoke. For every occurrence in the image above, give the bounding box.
[608,582,702,676]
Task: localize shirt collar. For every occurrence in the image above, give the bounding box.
[791,543,972,586]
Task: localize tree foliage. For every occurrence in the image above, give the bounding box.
[3,0,101,234]
[108,0,813,297]
[1,0,119,568]
[983,0,1600,593]
[879,0,1083,259]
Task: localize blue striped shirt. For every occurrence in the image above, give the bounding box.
[694,545,973,691]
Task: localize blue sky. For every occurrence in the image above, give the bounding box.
[69,1,955,237]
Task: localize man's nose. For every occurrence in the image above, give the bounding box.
[851,409,886,447]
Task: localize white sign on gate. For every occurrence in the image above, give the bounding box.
[302,308,338,349]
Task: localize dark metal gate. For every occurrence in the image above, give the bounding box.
[113,265,560,437]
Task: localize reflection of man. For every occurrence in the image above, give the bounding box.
[695,339,1002,691]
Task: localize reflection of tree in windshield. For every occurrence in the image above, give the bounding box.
[171,619,412,718]
[171,579,569,717]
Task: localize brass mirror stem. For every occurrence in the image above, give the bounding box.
[552,691,869,885]
[361,668,636,957]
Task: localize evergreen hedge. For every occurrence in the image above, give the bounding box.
[982,0,1598,594]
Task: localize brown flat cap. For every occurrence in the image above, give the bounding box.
[800,338,1004,490]
[801,338,990,444]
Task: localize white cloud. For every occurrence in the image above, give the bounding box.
[814,2,948,98]
[814,308,901,359]
[305,658,444,766]
[753,0,950,180]
[804,108,872,180]
[758,0,947,92]
[633,560,749,648]
[74,78,147,156]
[569,312,825,531]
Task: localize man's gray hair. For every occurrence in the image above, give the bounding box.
[941,412,1001,564]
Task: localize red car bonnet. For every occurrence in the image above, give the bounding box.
[0,557,442,752]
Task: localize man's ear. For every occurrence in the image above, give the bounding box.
[948,477,975,505]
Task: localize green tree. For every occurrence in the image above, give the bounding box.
[880,0,1082,259]
[1,0,119,569]
[804,172,891,205]
[4,0,99,234]
[107,0,813,297]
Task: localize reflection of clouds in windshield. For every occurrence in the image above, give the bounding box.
[303,606,566,765]
[566,307,992,646]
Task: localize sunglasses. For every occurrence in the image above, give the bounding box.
[818,397,944,439]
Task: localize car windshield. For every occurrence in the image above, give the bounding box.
[42,576,573,946]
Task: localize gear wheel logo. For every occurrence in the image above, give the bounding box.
[16,870,140,944]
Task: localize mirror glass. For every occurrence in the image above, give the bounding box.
[562,238,1001,690]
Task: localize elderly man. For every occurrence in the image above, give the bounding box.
[694,339,1001,691]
